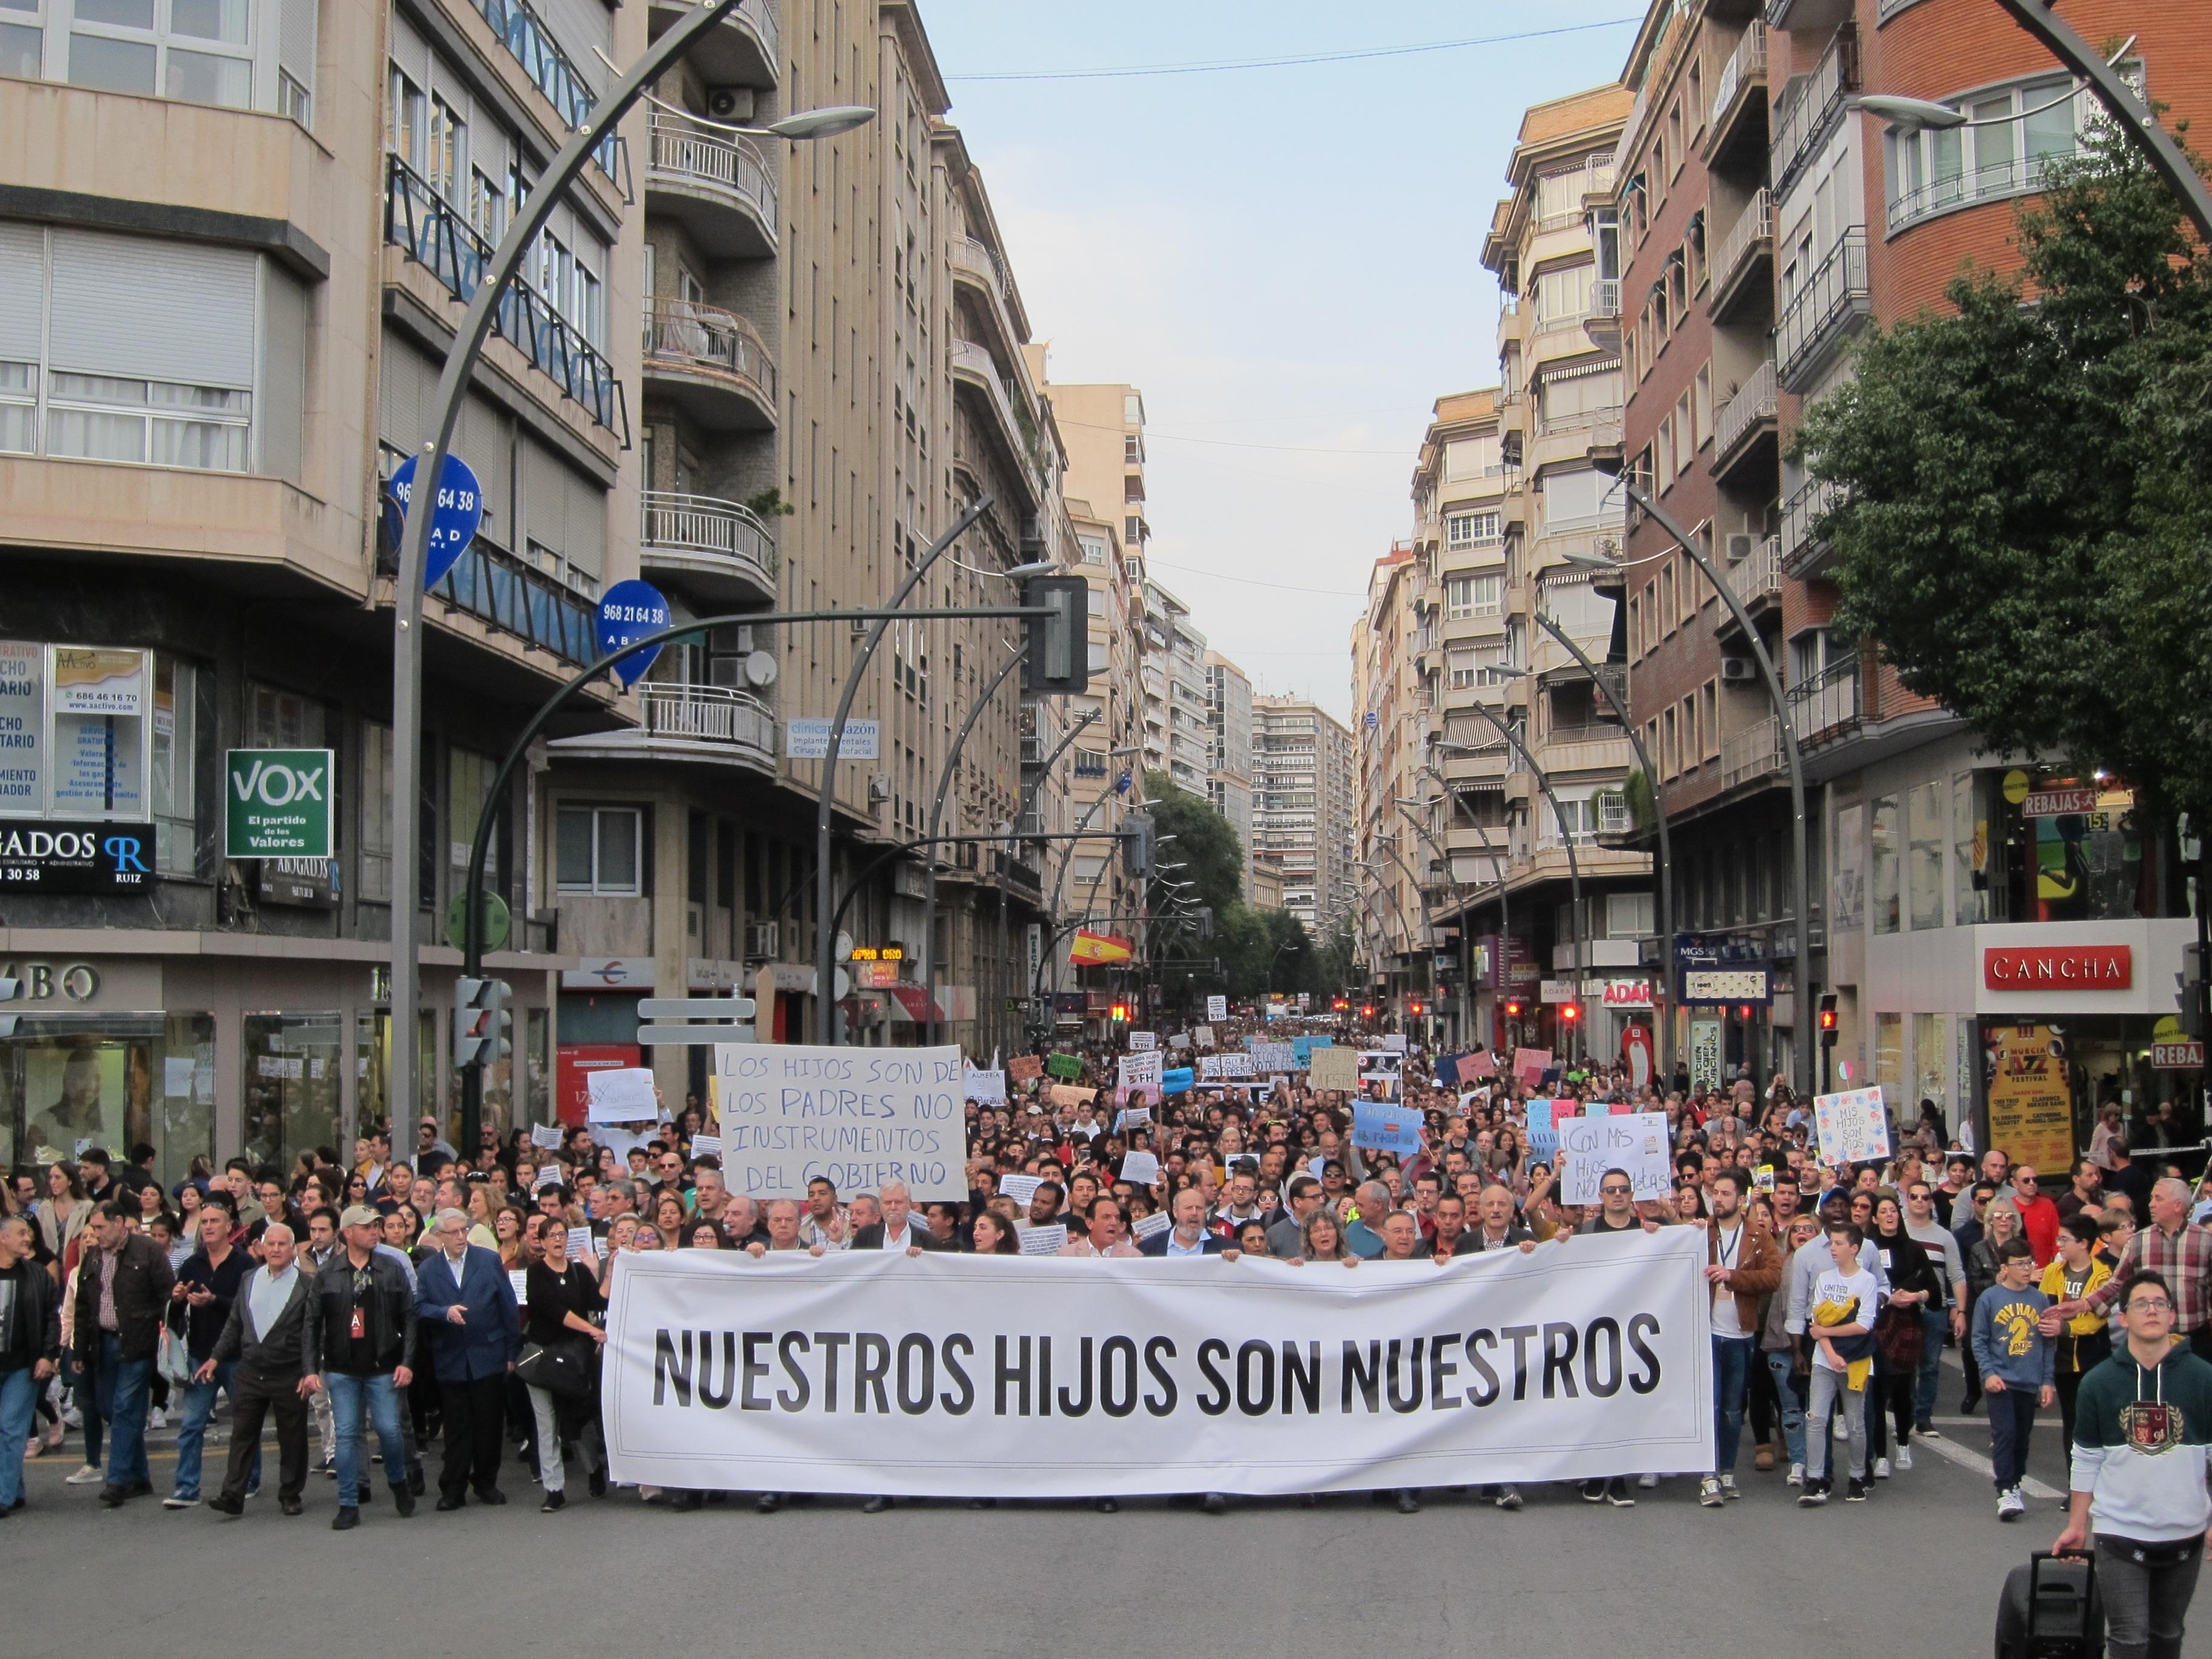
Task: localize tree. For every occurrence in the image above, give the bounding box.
[1797,127,2212,826]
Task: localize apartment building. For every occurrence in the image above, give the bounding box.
[0,0,648,1180]
[1204,649,1256,904]
[1031,364,1150,997]
[0,0,1077,1177]
[1475,83,1654,1063]
[1254,693,1352,940]
[1352,548,1432,1018]
[1770,0,2211,1145]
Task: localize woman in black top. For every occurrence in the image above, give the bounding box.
[523,1222,605,1512]
[1869,1193,1938,1475]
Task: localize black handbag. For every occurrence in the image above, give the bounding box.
[516,1339,591,1398]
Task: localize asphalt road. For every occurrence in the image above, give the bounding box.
[6,1352,2084,1657]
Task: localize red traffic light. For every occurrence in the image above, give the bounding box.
[1109,1003,1130,1022]
[1505,1000,1522,1017]
[1360,1005,1376,1018]
[1409,999,1426,1016]
[1818,1007,1838,1031]
[1562,1003,1580,1022]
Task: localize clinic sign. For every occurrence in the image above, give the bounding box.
[225,749,333,858]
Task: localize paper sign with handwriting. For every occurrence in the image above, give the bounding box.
[1558,1110,1671,1205]
[1119,1150,1161,1187]
[710,1042,965,1202]
[964,1067,1007,1104]
[998,1173,1044,1207]
[1309,1047,1359,1093]
[1019,1224,1068,1256]
[587,1068,659,1123]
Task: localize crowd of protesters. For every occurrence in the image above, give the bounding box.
[1,1015,2209,1647]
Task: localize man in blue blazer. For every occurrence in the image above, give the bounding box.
[415,1207,521,1509]
[1137,1187,1236,1257]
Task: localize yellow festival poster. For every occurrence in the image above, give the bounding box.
[1985,1024,2075,1172]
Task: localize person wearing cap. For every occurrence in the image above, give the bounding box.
[415,1206,522,1510]
[306,1204,419,1530]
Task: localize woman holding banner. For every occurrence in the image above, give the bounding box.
[521,1222,603,1512]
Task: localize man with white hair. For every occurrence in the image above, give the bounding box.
[2091,1177,2212,1358]
[199,1222,315,1516]
[414,1206,521,1510]
[848,1181,947,1255]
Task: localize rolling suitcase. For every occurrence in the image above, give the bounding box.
[1995,1552,2103,1658]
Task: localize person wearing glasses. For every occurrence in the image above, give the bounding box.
[1575,1167,1662,1507]
[2011,1166,2062,1267]
[2057,1270,2212,1659]
[2091,1178,2212,1363]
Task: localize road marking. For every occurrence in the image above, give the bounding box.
[1911,1428,2063,1501]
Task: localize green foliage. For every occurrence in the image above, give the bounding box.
[1797,126,2212,824]
[745,486,796,519]
[1623,766,1656,832]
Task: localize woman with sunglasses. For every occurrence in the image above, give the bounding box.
[1963,1198,2024,1412]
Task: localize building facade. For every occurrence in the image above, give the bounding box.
[1204,649,1256,904]
[1254,694,1353,940]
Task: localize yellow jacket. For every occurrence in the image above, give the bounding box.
[2037,1255,2112,1338]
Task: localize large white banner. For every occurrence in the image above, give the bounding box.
[711,1044,965,1202]
[602,1230,1714,1497]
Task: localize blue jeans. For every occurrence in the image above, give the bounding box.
[173,1359,259,1501]
[92,1335,151,1489]
[0,1366,39,1509]
[1765,1349,1806,1467]
[325,1371,408,1507]
[1914,1306,1948,1424]
[1712,1335,1755,1473]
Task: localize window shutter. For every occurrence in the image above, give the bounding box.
[278,0,317,101]
[377,332,436,452]
[48,229,256,387]
[0,223,45,362]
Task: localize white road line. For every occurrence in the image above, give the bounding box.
[1911,1428,2063,1501]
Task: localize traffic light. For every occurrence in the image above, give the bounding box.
[1331,998,1349,1012]
[1360,1004,1376,1019]
[1123,811,1153,876]
[1561,1002,1580,1024]
[1409,997,1426,1017]
[1818,993,1839,1044]
[1021,574,1090,695]
[1109,1002,1130,1023]
[1505,1000,1522,1018]
[454,977,511,1068]
[2180,946,2205,1041]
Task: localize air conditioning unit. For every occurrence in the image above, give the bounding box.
[850,617,870,637]
[705,87,755,122]
[1724,532,1757,563]
[744,921,778,959]
[1720,658,1758,683]
[868,773,893,803]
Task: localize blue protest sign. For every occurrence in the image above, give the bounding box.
[1434,1051,1463,1088]
[1292,1034,1333,1066]
[389,454,484,590]
[1161,1066,1195,1096]
[1526,1098,1558,1164]
[595,580,672,689]
[1352,1100,1421,1156]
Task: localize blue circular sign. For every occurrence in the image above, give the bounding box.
[596,580,671,688]
[389,454,486,590]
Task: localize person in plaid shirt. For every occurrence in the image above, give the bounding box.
[2091,1179,2212,1359]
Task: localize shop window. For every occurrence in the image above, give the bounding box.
[1914,1013,1948,1128]
[1871,795,1900,934]
[0,1011,214,1191]
[151,654,200,874]
[1983,767,2167,922]
[1908,780,1945,931]
[1953,771,1988,925]
[355,1007,437,1140]
[1875,1012,1903,1101]
[359,718,394,903]
[241,1011,341,1169]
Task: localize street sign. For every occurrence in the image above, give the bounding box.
[595,580,670,689]
[635,994,757,1047]
[389,454,484,589]
[786,718,879,760]
[224,749,333,857]
[2153,1041,2204,1070]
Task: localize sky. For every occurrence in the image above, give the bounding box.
[918,1,1645,722]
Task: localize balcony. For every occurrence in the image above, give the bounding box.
[646,112,777,258]
[640,492,778,606]
[1530,412,1620,476]
[950,338,1045,509]
[555,682,776,776]
[464,0,623,181]
[1780,478,1840,578]
[426,537,598,666]
[1537,723,1631,775]
[646,0,779,87]
[643,297,777,430]
[1786,658,1861,748]
[1717,715,1783,791]
[1888,150,2075,238]
[384,155,626,437]
[1705,21,1769,172]
[1772,27,1857,203]
[1709,189,1773,324]
[949,236,1029,357]
[1767,0,1854,27]
[1712,358,1778,484]
[1720,533,1783,618]
[1775,229,1869,390]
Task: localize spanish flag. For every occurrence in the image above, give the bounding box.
[1068,928,1135,965]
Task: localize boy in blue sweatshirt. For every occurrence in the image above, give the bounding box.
[1974,1237,2057,1521]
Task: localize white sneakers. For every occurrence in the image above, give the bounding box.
[1873,1456,1891,1480]
[1832,1415,1848,1442]
[1637,1472,1659,1489]
[1786,1462,1805,1487]
[1700,1476,1724,1507]
[148,1407,167,1430]
[1895,1446,1912,1472]
[64,1463,103,1484]
[1997,1487,2026,1521]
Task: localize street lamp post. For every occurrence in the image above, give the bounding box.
[1575,467,1810,1095]
[919,643,1024,1045]
[1528,603,1674,1084]
[1376,833,1438,1044]
[390,0,871,1131]
[996,706,1100,1051]
[1436,711,1587,1067]
[1420,761,1510,1048]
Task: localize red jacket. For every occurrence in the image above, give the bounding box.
[2015,1193,2061,1267]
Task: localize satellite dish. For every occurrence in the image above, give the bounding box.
[743,649,778,688]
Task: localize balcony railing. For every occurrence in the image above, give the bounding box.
[1710,21,1767,132]
[660,0,781,67]
[1590,278,1620,318]
[1780,477,1840,572]
[465,0,622,177]
[648,111,777,233]
[642,491,778,578]
[951,235,1011,303]
[383,155,626,437]
[1723,533,1783,610]
[1775,229,1869,387]
[1714,358,1778,461]
[429,537,597,665]
[1710,187,1772,305]
[643,295,777,401]
[1718,716,1783,790]
[1772,27,1858,201]
[1597,794,1634,836]
[1786,658,1861,745]
[1888,149,2071,236]
[639,682,776,754]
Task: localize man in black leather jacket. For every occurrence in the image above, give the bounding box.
[304,1205,419,1530]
